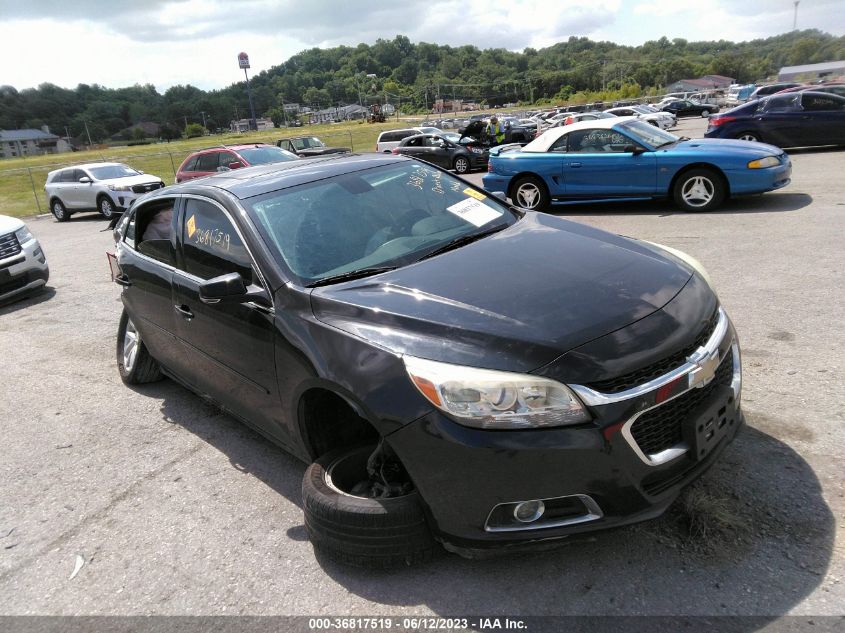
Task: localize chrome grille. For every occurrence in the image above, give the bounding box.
[0,232,22,260]
[588,310,720,394]
[629,349,734,457]
[131,182,164,194]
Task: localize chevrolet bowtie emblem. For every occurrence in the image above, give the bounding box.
[688,350,719,389]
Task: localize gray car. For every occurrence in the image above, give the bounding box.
[44,162,165,222]
[0,214,49,303]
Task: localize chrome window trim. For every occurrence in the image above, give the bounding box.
[484,494,603,533]
[569,307,729,407]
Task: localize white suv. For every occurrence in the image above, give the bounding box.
[0,215,49,303]
[44,163,165,222]
[376,127,443,152]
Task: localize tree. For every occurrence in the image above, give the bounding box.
[184,123,205,138]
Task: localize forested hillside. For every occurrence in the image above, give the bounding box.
[2,29,842,142]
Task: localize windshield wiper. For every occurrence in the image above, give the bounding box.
[417,223,509,262]
[307,266,396,288]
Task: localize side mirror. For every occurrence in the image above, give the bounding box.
[624,145,647,155]
[228,161,244,170]
[79,176,92,184]
[199,272,270,306]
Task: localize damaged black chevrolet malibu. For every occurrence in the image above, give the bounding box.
[110,154,742,567]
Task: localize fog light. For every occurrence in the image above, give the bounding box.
[513,500,545,523]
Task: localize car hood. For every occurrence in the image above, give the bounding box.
[297,147,350,157]
[0,214,25,235]
[665,138,783,156]
[459,120,486,138]
[310,213,694,372]
[100,174,163,185]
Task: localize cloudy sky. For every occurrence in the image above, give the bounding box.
[2,0,843,93]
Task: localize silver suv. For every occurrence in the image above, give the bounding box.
[0,214,49,303]
[44,163,165,222]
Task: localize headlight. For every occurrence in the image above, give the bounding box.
[108,184,132,191]
[404,356,590,430]
[14,226,34,244]
[747,156,779,169]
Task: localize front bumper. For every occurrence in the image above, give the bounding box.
[388,310,742,551]
[725,159,792,195]
[0,237,49,302]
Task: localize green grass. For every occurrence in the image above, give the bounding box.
[0,119,412,219]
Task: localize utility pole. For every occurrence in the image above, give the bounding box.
[83,120,93,146]
[200,111,207,129]
[183,115,188,133]
[793,1,800,30]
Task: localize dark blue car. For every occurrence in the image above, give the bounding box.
[482,118,792,212]
[705,91,845,148]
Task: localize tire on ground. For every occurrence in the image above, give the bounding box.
[116,309,163,384]
[51,198,69,222]
[672,168,726,212]
[511,175,550,211]
[302,445,436,568]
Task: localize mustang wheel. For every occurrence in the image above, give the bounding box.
[302,444,435,568]
[512,176,550,211]
[673,168,726,212]
[117,310,163,384]
[453,156,470,174]
[51,199,69,222]
[98,196,116,219]
[736,132,761,142]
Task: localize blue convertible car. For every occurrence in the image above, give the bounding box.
[482,118,792,212]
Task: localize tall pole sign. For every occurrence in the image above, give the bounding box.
[238,52,257,131]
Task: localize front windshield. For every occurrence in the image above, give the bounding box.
[620,120,679,147]
[89,164,140,180]
[442,132,461,143]
[237,145,298,165]
[246,162,516,285]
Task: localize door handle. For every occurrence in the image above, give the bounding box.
[114,274,131,287]
[174,304,194,320]
[569,162,582,168]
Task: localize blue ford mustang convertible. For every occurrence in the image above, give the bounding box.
[481,118,792,212]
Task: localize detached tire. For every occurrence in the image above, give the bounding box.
[302,445,435,568]
[117,310,162,384]
[672,168,726,212]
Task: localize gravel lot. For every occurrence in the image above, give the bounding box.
[1,117,843,622]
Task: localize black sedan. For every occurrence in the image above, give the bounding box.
[705,91,845,147]
[660,99,720,118]
[110,154,742,567]
[391,132,487,173]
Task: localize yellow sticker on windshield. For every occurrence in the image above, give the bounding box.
[186,214,197,238]
[463,187,486,201]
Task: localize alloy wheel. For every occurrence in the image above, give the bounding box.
[123,318,139,372]
[681,176,715,208]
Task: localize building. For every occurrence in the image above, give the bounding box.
[0,127,71,158]
[229,117,276,132]
[778,60,845,82]
[310,104,368,124]
[667,75,735,93]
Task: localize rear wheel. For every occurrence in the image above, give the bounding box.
[736,131,761,142]
[51,199,69,222]
[117,310,162,384]
[511,176,550,211]
[701,109,711,117]
[453,155,470,174]
[673,168,726,212]
[302,444,435,568]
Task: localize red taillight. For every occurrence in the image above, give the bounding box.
[487,160,493,173]
[709,115,736,127]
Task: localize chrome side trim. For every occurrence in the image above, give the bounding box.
[484,494,604,533]
[569,307,729,407]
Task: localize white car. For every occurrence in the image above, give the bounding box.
[375,127,444,152]
[0,215,49,303]
[44,162,165,222]
[605,106,676,130]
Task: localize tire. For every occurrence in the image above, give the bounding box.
[453,155,470,174]
[302,445,435,568]
[51,198,69,222]
[649,120,659,127]
[511,176,550,211]
[736,131,761,142]
[98,195,117,219]
[701,109,711,117]
[673,168,726,212]
[116,310,163,384]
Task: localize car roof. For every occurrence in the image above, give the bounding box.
[157,153,409,200]
[189,143,273,155]
[522,118,636,152]
[47,162,127,177]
